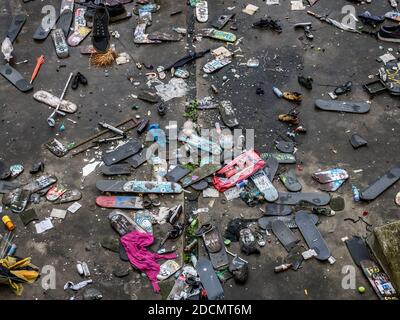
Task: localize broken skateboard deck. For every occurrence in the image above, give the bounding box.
[315,99,370,114]
[122,181,183,194]
[180,163,221,188]
[201,28,237,42]
[148,32,182,42]
[218,100,238,128]
[279,170,302,192]
[260,152,296,164]
[258,213,318,230]
[179,134,222,155]
[264,203,292,216]
[0,64,33,92]
[34,90,77,113]
[23,175,57,193]
[124,148,148,169]
[295,210,331,261]
[57,189,82,203]
[0,181,19,194]
[7,14,27,43]
[271,219,300,252]
[196,258,224,300]
[190,180,209,191]
[360,166,400,201]
[276,141,295,154]
[265,156,279,181]
[276,192,331,206]
[46,185,67,202]
[96,196,144,209]
[360,259,398,300]
[195,1,208,23]
[250,169,278,202]
[203,57,232,74]
[101,164,131,176]
[33,12,59,40]
[8,188,31,213]
[345,236,371,267]
[102,140,142,166]
[212,14,234,30]
[165,165,191,182]
[58,0,74,37]
[96,180,127,193]
[312,168,349,184]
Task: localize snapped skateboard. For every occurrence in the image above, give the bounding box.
[345,236,371,267]
[96,196,144,209]
[202,226,229,270]
[203,57,232,74]
[279,170,302,192]
[51,28,69,58]
[34,90,78,113]
[295,211,331,261]
[318,179,346,192]
[165,165,191,182]
[276,192,331,206]
[360,166,400,201]
[195,1,208,23]
[9,188,31,213]
[46,185,67,202]
[24,175,57,193]
[315,99,370,114]
[67,7,91,47]
[148,32,182,42]
[191,180,209,191]
[218,100,238,128]
[264,156,279,181]
[102,140,142,166]
[0,181,19,194]
[96,180,127,193]
[101,164,131,176]
[0,64,33,92]
[33,12,59,40]
[45,139,69,157]
[258,213,319,230]
[360,259,398,300]
[123,181,183,194]
[312,168,349,184]
[201,28,237,42]
[7,14,27,43]
[196,258,224,300]
[271,219,300,252]
[264,203,292,216]
[212,14,234,30]
[250,169,278,202]
[180,163,222,188]
[260,152,296,164]
[276,141,295,154]
[57,189,82,203]
[58,0,74,37]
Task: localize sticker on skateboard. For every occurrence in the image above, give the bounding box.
[315,99,370,114]
[195,1,208,23]
[122,181,183,194]
[196,258,224,300]
[258,213,319,230]
[96,196,144,209]
[7,14,27,43]
[250,169,278,202]
[46,185,67,202]
[271,219,300,252]
[51,28,69,58]
[218,100,239,128]
[201,28,237,42]
[180,163,222,188]
[102,140,142,166]
[360,167,400,201]
[34,90,77,113]
[9,188,31,213]
[260,152,296,164]
[312,168,349,184]
[276,192,331,206]
[0,64,33,92]
[24,175,58,193]
[360,259,398,300]
[203,57,232,74]
[67,8,91,47]
[264,203,292,216]
[295,211,331,261]
[279,170,302,192]
[101,164,131,176]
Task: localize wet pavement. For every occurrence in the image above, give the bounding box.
[0,0,399,300]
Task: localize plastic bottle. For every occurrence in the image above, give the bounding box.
[2,215,15,231]
[272,86,283,98]
[352,185,360,202]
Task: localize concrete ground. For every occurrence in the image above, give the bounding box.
[0,0,399,300]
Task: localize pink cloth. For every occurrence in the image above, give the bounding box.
[121,231,177,293]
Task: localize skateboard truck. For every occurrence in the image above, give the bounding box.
[294,22,314,39]
[47,72,74,127]
[98,122,126,137]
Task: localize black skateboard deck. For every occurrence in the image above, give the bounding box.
[124,148,147,168]
[196,258,224,300]
[345,236,371,267]
[295,211,331,261]
[102,140,142,166]
[34,13,59,40]
[0,64,33,92]
[276,192,331,206]
[315,99,370,114]
[264,203,292,216]
[271,219,300,252]
[350,134,367,149]
[180,163,221,188]
[279,170,302,192]
[0,181,19,194]
[96,180,126,193]
[0,161,10,179]
[191,180,209,191]
[276,141,295,154]
[10,188,31,213]
[360,167,400,201]
[265,156,279,181]
[258,213,318,230]
[7,14,27,43]
[24,175,57,193]
[57,11,73,37]
[101,164,131,176]
[165,165,190,182]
